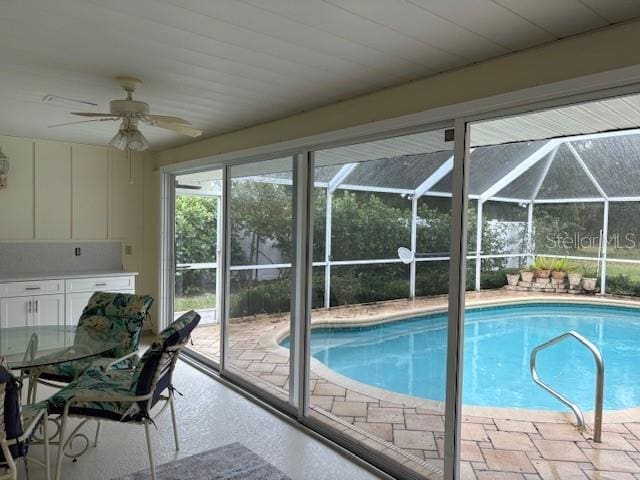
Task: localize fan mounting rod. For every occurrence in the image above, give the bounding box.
[116,76,143,94]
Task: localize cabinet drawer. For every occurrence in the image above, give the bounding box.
[0,279,64,298]
[65,276,135,293]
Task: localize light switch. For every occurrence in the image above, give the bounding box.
[125,245,133,255]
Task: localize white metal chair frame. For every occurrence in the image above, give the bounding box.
[26,328,145,406]
[26,350,141,405]
[0,381,51,480]
[54,341,187,480]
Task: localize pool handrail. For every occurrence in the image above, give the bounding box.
[530,330,604,443]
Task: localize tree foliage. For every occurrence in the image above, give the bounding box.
[177,185,517,316]
[175,196,217,264]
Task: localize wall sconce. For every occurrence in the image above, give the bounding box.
[0,148,8,190]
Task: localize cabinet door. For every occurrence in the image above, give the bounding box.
[0,297,31,354]
[33,294,65,328]
[66,291,94,327]
[0,296,30,329]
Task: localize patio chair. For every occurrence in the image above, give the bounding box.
[46,310,201,480]
[26,292,154,402]
[0,363,50,480]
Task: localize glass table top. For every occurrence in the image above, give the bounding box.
[1,325,121,370]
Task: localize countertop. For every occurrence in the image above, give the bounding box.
[0,271,138,283]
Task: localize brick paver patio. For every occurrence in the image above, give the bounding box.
[188,291,640,479]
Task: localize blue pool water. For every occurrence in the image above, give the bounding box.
[281,303,640,411]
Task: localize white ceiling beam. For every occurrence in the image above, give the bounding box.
[328,163,357,193]
[530,144,559,201]
[533,197,605,204]
[479,139,561,202]
[609,196,640,202]
[336,184,414,195]
[240,175,329,189]
[565,142,608,200]
[414,155,454,199]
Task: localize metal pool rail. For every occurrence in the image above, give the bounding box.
[530,330,604,442]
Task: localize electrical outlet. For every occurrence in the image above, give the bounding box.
[75,247,81,256]
[125,245,133,255]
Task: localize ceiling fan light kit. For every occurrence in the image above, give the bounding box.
[48,75,203,151]
[109,126,150,152]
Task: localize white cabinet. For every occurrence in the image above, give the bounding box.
[33,294,65,328]
[0,294,64,329]
[0,297,30,329]
[66,292,95,327]
[0,274,137,329]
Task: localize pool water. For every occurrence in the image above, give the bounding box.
[283,303,640,411]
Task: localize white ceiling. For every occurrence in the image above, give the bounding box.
[1,0,640,151]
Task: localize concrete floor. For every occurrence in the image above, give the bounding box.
[22,360,381,480]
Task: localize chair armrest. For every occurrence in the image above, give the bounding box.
[101,351,139,371]
[11,409,46,444]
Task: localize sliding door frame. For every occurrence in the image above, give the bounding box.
[159,172,176,333]
[162,73,640,480]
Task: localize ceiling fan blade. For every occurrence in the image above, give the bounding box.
[146,119,203,137]
[146,114,192,125]
[71,112,119,117]
[48,118,118,128]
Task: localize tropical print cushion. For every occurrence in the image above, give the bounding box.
[31,293,152,384]
[45,311,200,423]
[34,355,139,383]
[46,369,143,422]
[77,292,154,359]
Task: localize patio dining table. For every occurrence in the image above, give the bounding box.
[0,325,121,370]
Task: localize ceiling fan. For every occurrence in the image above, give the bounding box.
[49,76,203,151]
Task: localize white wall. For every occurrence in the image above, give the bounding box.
[0,135,158,323]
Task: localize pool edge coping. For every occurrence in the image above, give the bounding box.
[260,293,640,423]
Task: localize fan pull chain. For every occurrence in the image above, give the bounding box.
[127,148,134,185]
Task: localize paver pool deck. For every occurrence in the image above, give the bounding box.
[188,290,640,479]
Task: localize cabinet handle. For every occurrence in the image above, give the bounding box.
[25,287,41,291]
[27,300,32,314]
[95,283,107,287]
[35,299,38,313]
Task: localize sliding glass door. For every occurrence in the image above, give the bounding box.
[222,157,296,408]
[170,123,470,479]
[301,126,458,478]
[173,170,222,364]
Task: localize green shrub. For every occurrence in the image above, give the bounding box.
[605,275,640,296]
[330,265,409,306]
[480,270,508,289]
[176,269,215,297]
[230,277,292,318]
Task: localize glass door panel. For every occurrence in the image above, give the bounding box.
[304,128,455,478]
[224,157,294,405]
[174,170,222,364]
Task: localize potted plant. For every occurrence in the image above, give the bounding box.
[568,265,582,288]
[533,256,552,279]
[520,265,535,283]
[551,257,568,281]
[582,267,598,292]
[505,268,520,287]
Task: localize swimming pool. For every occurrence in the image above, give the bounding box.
[281,302,640,411]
